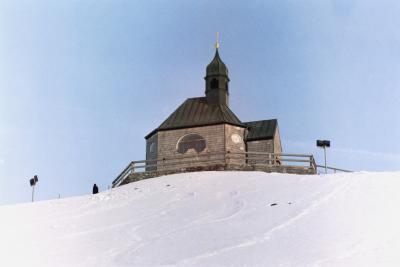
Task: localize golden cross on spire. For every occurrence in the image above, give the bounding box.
[215,32,220,49]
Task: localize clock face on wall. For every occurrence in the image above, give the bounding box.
[231,134,242,144]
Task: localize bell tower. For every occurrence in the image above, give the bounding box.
[205,33,230,106]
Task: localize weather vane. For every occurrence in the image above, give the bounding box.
[215,32,220,49]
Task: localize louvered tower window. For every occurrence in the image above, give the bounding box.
[210,78,219,89]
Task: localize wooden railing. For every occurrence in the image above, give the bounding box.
[112,151,317,187]
[316,165,352,173]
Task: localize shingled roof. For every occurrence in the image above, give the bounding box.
[244,119,278,141]
[145,97,246,139]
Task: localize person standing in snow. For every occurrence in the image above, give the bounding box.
[92,183,99,194]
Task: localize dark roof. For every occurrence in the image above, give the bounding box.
[145,97,245,139]
[244,119,278,141]
[206,49,228,77]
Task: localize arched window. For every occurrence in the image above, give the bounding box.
[210,78,219,89]
[149,142,156,153]
[177,133,206,154]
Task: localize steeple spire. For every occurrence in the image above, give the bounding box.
[215,32,220,49]
[205,33,230,106]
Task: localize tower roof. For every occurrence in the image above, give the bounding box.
[206,49,228,77]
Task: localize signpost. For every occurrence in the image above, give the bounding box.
[29,175,39,202]
[316,140,330,174]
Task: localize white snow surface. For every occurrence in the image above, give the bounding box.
[1,171,400,267]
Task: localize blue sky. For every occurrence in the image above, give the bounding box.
[1,0,400,205]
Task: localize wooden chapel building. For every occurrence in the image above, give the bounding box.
[112,43,317,187]
[144,46,282,167]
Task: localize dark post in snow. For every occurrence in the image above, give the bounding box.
[29,175,39,202]
[316,140,330,174]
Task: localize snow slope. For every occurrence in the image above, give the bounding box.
[1,171,400,267]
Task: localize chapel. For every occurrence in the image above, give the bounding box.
[112,41,318,188]
[144,45,282,166]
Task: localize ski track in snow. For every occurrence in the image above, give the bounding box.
[209,199,245,222]
[178,175,357,265]
[116,190,247,264]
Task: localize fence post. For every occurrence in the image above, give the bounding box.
[131,162,135,173]
[309,155,315,172]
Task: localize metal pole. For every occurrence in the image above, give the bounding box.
[32,185,35,202]
[324,146,327,174]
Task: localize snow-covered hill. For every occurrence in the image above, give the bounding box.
[1,171,400,266]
